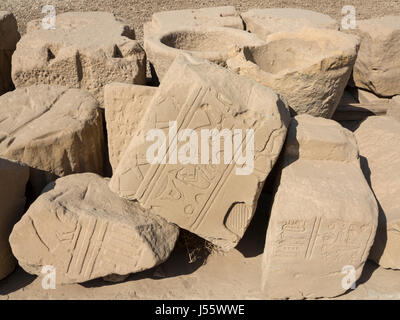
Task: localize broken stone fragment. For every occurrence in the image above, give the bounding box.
[0,85,105,197]
[0,158,29,280]
[355,116,400,269]
[144,6,244,37]
[10,173,179,284]
[0,11,20,96]
[110,54,290,251]
[387,96,400,122]
[262,115,378,299]
[350,16,400,97]
[144,26,265,83]
[227,28,359,118]
[104,83,157,172]
[12,12,146,106]
[242,8,339,40]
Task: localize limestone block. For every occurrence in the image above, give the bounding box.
[110,54,290,251]
[104,83,157,171]
[242,8,339,40]
[144,6,243,37]
[351,16,400,97]
[10,173,179,284]
[12,12,146,106]
[0,12,20,95]
[262,115,378,299]
[227,28,359,118]
[355,116,400,269]
[0,158,29,280]
[144,26,265,82]
[0,85,105,197]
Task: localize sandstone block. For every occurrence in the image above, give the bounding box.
[387,96,400,122]
[110,54,290,251]
[0,158,29,280]
[227,28,359,118]
[262,115,378,299]
[0,12,20,95]
[104,83,157,171]
[144,26,265,82]
[0,85,105,197]
[144,6,243,37]
[10,173,179,284]
[355,116,400,269]
[351,16,400,97]
[12,12,146,106]
[242,8,338,40]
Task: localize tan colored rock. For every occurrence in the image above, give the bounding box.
[387,96,400,121]
[351,16,400,97]
[0,85,105,197]
[242,8,338,40]
[262,115,378,299]
[110,54,290,251]
[0,12,20,95]
[144,6,243,37]
[144,26,265,83]
[355,116,400,269]
[10,173,179,284]
[104,83,157,172]
[12,12,146,106]
[227,28,359,118]
[0,158,29,280]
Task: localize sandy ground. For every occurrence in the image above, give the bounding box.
[1,0,400,40]
[1,194,400,300]
[0,0,400,300]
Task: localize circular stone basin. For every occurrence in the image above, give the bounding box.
[160,28,264,54]
[243,37,329,75]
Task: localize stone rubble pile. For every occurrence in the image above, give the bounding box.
[0,6,398,299]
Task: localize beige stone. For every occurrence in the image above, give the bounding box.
[387,96,400,121]
[227,28,359,118]
[110,54,290,251]
[10,173,179,284]
[144,6,243,37]
[0,85,105,197]
[0,158,29,280]
[351,16,400,97]
[242,8,339,40]
[104,83,157,172]
[0,12,20,95]
[355,116,400,269]
[144,26,265,83]
[12,12,146,106]
[262,115,378,299]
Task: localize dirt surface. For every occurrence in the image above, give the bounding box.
[2,0,400,40]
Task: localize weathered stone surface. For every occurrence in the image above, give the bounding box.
[144,6,243,37]
[351,16,400,97]
[355,116,400,269]
[242,8,339,40]
[12,12,146,106]
[110,54,290,251]
[0,85,105,197]
[333,89,391,122]
[0,158,29,280]
[262,115,378,299]
[0,12,20,96]
[227,28,359,118]
[10,173,179,284]
[144,26,265,82]
[104,83,157,172]
[387,96,400,121]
